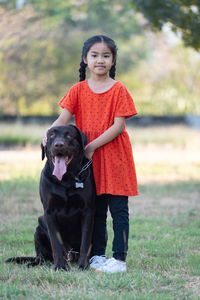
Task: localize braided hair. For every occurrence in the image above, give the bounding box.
[79,35,118,81]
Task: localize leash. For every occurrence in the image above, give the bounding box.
[64,248,79,262]
[78,159,92,176]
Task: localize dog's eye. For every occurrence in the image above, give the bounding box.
[50,133,56,138]
[65,134,72,139]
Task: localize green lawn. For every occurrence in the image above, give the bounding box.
[0,124,200,299]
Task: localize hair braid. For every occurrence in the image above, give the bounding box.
[79,60,87,81]
[109,63,116,79]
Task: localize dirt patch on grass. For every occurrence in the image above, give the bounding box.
[185,276,200,296]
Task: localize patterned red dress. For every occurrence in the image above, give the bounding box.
[59,80,138,196]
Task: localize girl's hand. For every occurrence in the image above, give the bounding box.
[84,143,95,160]
[42,109,72,146]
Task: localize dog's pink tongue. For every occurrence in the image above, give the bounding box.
[53,156,67,181]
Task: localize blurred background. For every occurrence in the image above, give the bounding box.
[0,0,200,217]
[0,0,200,119]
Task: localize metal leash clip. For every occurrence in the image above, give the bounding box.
[74,159,92,189]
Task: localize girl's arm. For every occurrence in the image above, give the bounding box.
[84,116,125,159]
[51,108,72,127]
[43,108,72,145]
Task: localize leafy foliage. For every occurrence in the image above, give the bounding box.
[134,0,200,50]
[0,1,148,116]
[0,1,200,116]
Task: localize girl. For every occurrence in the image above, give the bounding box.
[43,35,138,274]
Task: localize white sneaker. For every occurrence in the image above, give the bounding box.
[89,255,106,270]
[95,257,126,274]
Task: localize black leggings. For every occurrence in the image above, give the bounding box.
[91,194,129,261]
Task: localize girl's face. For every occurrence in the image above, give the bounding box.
[84,42,114,77]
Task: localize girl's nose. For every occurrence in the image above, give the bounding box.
[97,56,104,63]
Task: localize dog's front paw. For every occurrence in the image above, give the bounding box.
[77,257,89,270]
[54,262,69,271]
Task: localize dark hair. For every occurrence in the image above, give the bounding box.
[79,35,118,81]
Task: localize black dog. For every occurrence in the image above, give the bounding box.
[7,125,96,270]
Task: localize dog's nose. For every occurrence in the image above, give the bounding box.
[54,141,64,150]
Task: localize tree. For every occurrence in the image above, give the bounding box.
[134,0,200,50]
[0,1,148,115]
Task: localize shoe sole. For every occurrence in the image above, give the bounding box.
[90,267,104,273]
[91,267,126,273]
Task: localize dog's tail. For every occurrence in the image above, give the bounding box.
[6,256,43,267]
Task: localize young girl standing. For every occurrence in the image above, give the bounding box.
[43,35,139,274]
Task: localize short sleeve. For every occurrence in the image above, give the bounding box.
[58,84,79,115]
[115,85,137,119]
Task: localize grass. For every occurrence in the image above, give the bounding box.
[1,213,200,299]
[0,124,200,299]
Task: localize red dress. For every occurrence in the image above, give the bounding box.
[59,80,138,196]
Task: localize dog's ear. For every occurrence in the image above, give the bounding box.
[69,125,88,149]
[41,143,46,160]
[80,130,88,148]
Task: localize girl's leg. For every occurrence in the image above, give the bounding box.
[108,195,129,261]
[91,194,109,256]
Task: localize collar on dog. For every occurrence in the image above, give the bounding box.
[75,159,92,189]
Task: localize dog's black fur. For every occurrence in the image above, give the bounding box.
[6,125,96,270]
